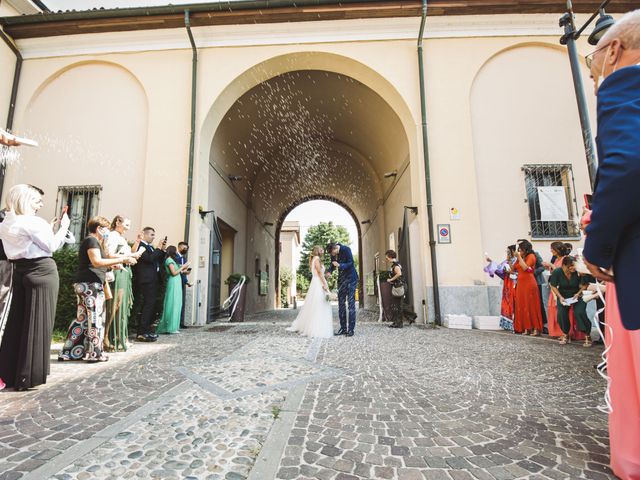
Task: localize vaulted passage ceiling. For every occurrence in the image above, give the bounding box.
[210,70,409,223]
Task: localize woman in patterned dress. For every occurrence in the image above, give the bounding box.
[58,217,137,362]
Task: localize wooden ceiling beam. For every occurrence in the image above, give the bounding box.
[1,0,636,39]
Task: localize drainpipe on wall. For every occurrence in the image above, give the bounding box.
[183,10,197,245]
[0,25,22,200]
[417,0,442,325]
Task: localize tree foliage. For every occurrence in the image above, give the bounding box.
[279,266,293,307]
[53,246,79,331]
[297,222,351,293]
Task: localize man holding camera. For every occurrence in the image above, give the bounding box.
[132,227,167,342]
[176,241,192,329]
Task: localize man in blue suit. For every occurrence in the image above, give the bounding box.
[327,242,358,336]
[583,11,640,331]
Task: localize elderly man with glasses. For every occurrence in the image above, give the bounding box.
[581,9,640,480]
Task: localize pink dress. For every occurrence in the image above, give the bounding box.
[606,283,640,479]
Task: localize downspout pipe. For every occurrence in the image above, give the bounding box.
[0,26,23,200]
[183,10,197,245]
[417,0,442,325]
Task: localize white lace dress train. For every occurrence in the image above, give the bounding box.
[286,260,333,338]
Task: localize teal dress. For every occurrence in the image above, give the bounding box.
[157,258,182,334]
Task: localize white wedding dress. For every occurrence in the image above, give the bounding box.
[286,256,333,338]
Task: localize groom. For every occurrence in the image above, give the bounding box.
[327,242,359,337]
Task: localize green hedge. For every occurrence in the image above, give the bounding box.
[53,246,79,331]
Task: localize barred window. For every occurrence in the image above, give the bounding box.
[55,185,102,244]
[522,165,579,239]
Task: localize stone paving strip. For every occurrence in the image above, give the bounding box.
[1,310,615,480]
[274,324,614,480]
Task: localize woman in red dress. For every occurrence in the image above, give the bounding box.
[513,240,543,335]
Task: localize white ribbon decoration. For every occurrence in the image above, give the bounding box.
[376,274,384,323]
[591,281,613,414]
[222,275,246,321]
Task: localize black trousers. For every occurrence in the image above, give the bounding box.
[0,258,58,389]
[132,281,158,335]
[389,295,403,327]
[538,285,548,327]
[180,283,186,327]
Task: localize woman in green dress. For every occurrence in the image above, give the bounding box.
[157,246,190,334]
[548,256,592,347]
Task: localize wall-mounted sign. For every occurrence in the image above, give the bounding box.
[437,224,451,244]
[450,207,461,220]
[366,273,375,296]
[259,270,269,296]
[537,186,569,221]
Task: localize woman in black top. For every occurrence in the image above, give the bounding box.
[59,216,137,362]
[386,250,404,328]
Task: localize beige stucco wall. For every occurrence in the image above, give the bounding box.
[0,37,14,130]
[0,0,19,130]
[2,15,601,322]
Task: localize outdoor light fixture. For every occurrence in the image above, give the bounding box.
[405,206,418,215]
[198,206,215,220]
[588,9,615,45]
[559,0,615,189]
[263,222,274,227]
[228,175,243,182]
[383,171,398,178]
[361,219,371,225]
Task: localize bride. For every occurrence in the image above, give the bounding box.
[286,246,333,338]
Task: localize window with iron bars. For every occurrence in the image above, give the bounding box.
[55,185,102,244]
[522,165,580,239]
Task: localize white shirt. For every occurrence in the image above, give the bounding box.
[0,211,69,260]
[105,230,132,256]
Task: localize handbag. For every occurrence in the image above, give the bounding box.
[391,282,405,298]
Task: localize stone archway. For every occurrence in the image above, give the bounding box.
[274,195,364,310]
[200,53,417,318]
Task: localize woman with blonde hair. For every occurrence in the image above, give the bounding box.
[286,245,333,337]
[0,184,69,390]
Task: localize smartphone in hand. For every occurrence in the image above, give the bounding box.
[584,194,593,209]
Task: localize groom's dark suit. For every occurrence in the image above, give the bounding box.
[328,244,358,333]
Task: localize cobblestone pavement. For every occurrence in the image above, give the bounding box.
[0,309,613,480]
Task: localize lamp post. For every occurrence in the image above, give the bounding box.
[559,0,615,190]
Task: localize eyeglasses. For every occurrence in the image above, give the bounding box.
[585,42,617,68]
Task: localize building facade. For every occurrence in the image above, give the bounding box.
[0,0,630,324]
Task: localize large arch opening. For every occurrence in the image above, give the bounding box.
[203,57,417,319]
[275,196,364,310]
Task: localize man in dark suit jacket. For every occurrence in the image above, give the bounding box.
[583,19,640,331]
[132,227,166,341]
[327,242,359,336]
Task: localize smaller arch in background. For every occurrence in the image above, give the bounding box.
[274,195,364,309]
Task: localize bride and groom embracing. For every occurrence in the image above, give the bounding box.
[286,242,359,338]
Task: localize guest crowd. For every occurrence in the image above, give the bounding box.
[0,184,191,390]
[485,239,598,347]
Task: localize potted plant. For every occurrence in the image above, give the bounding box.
[225,274,251,322]
[377,271,393,321]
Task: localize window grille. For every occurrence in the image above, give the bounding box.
[522,165,579,239]
[55,185,102,244]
